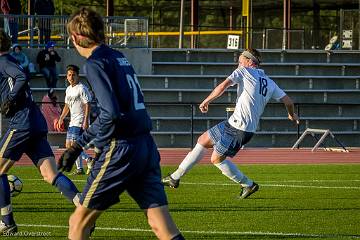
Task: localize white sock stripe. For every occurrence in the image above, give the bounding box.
[1,204,12,215]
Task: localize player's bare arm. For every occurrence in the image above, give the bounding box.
[82,103,90,129]
[58,104,70,129]
[199,79,233,113]
[281,95,300,124]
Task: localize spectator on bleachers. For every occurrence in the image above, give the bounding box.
[10,44,30,75]
[0,0,21,43]
[41,88,62,131]
[34,0,55,44]
[36,41,61,88]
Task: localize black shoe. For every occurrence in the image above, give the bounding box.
[0,221,17,236]
[161,174,180,188]
[239,182,259,199]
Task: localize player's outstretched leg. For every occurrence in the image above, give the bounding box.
[0,159,17,236]
[211,152,259,199]
[38,158,80,205]
[146,205,185,240]
[72,158,85,175]
[68,205,102,240]
[0,174,17,236]
[162,143,207,188]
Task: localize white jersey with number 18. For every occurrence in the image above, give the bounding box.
[227,66,286,133]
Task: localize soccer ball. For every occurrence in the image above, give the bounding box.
[7,175,23,197]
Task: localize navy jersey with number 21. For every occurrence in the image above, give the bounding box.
[78,44,152,150]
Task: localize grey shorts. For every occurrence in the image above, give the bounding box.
[209,120,253,157]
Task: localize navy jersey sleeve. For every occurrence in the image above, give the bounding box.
[4,61,27,102]
[77,60,120,150]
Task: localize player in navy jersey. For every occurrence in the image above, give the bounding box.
[0,29,80,236]
[59,8,184,240]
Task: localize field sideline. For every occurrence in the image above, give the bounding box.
[15,147,360,166]
[5,148,360,239]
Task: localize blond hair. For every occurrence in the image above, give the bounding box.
[67,7,105,48]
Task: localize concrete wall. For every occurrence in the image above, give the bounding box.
[22,47,152,75]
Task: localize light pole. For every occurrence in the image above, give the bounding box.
[179,0,184,48]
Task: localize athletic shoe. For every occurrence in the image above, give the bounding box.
[71,168,85,175]
[86,158,94,175]
[239,182,259,199]
[161,174,180,188]
[0,221,17,236]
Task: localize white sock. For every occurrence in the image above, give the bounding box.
[72,193,81,207]
[75,158,83,170]
[171,143,207,180]
[214,160,253,187]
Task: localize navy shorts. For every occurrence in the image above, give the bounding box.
[80,134,168,210]
[0,128,54,165]
[209,120,253,158]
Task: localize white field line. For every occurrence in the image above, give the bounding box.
[182,182,360,190]
[17,223,360,239]
[23,178,360,189]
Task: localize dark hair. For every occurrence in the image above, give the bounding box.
[66,64,80,74]
[12,44,22,51]
[0,29,11,52]
[67,7,105,48]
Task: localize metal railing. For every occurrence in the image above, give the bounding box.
[1,101,358,148]
[1,14,359,50]
[0,14,148,48]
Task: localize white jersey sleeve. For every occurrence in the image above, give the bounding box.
[79,84,92,104]
[227,66,286,132]
[66,83,92,127]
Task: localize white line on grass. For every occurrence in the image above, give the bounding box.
[180,182,360,190]
[22,178,360,189]
[18,224,360,239]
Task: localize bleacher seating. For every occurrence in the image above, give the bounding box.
[2,49,359,148]
[147,49,360,148]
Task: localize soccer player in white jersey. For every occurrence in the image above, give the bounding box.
[57,65,93,175]
[162,48,299,199]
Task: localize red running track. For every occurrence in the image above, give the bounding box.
[15,148,360,166]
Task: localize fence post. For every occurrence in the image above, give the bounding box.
[190,103,194,149]
[29,16,34,48]
[297,104,300,149]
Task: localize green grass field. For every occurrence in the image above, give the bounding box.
[5,164,360,239]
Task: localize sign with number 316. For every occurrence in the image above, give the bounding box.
[227,35,240,49]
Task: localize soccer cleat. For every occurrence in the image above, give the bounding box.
[70,168,85,175]
[161,174,180,188]
[86,158,94,175]
[0,221,17,236]
[239,182,259,199]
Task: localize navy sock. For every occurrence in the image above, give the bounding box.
[52,173,79,204]
[171,233,185,240]
[3,212,15,226]
[0,174,15,225]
